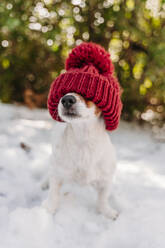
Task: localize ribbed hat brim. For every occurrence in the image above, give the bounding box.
[48,70,122,131]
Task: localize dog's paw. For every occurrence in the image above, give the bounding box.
[105,208,119,220]
[98,207,119,220]
[42,199,58,214]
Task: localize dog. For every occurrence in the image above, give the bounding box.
[43,92,118,220]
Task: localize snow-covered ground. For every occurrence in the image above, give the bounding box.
[0,103,165,248]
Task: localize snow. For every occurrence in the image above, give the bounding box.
[0,103,165,248]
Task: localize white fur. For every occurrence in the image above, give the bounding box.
[43,93,118,220]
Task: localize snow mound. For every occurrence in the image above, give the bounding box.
[0,103,165,248]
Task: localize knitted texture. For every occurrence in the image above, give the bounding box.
[48,42,122,131]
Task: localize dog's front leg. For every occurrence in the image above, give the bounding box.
[42,176,61,214]
[97,183,118,220]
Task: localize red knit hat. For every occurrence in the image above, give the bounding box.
[48,42,122,131]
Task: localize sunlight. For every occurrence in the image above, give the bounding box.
[146,0,161,17]
[19,119,52,129]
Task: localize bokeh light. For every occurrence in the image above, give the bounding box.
[0,0,164,128]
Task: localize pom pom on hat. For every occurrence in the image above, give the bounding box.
[66,42,114,75]
[48,42,122,131]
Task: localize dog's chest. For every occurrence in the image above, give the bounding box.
[55,131,100,183]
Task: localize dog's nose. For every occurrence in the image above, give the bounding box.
[61,95,76,109]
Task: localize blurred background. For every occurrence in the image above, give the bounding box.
[0,0,165,127]
[1,2,165,244]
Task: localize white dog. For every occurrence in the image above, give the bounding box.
[43,92,118,220]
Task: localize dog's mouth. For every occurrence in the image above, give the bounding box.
[62,109,81,119]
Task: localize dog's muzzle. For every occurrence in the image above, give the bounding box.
[61,95,76,109]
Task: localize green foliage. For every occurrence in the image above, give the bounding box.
[0,0,164,123]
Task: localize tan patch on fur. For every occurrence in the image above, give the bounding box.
[78,94,86,103]
[73,93,86,103]
[86,101,101,116]
[74,93,101,117]
[85,100,94,108]
[95,105,102,117]
[84,99,101,116]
